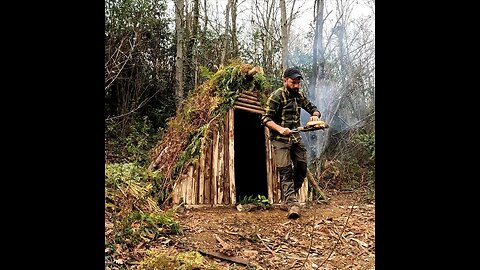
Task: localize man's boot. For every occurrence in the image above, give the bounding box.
[287,203,300,219]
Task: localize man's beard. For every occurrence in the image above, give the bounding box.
[287,86,299,93]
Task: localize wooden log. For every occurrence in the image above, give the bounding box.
[204,140,212,205]
[185,165,195,204]
[198,250,250,266]
[306,169,327,200]
[233,101,264,111]
[172,178,181,205]
[239,93,259,102]
[265,127,273,204]
[228,108,236,205]
[270,142,280,203]
[217,126,224,205]
[236,97,262,107]
[212,130,219,205]
[247,66,262,77]
[181,172,187,204]
[223,112,230,204]
[233,105,264,115]
[198,141,206,204]
[241,91,258,98]
[192,161,199,205]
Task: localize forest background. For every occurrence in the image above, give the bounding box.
[105,0,375,180]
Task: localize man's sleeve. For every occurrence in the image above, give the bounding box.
[261,91,280,125]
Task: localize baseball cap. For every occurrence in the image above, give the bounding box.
[283,67,303,79]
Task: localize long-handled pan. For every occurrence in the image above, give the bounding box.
[291,120,329,133]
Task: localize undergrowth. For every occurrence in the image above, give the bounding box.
[239,194,271,209]
[312,129,375,202]
[105,163,182,268]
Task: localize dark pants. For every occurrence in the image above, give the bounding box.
[272,139,307,204]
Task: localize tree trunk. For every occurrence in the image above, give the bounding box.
[175,0,185,108]
[309,0,325,159]
[231,0,238,58]
[279,0,288,70]
[221,0,232,65]
[193,0,199,89]
[311,0,325,100]
[186,0,200,92]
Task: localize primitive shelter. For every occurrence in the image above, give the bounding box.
[149,63,309,207]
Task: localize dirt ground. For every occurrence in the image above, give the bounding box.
[169,190,375,269]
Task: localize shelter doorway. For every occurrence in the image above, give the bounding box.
[234,109,268,202]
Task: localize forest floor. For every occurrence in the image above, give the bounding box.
[107,189,375,270]
[172,190,374,269]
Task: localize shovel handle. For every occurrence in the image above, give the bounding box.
[291,127,304,133]
[291,124,329,133]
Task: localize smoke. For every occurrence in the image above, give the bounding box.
[301,76,367,162]
[301,80,344,162]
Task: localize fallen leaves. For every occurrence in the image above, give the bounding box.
[106,191,374,269]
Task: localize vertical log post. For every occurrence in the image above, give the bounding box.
[198,140,206,204]
[212,129,219,205]
[217,126,224,204]
[265,127,274,204]
[228,108,236,205]
[204,140,212,205]
[223,113,230,204]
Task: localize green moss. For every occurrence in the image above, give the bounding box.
[140,248,218,270]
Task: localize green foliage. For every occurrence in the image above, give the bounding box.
[105,162,169,211]
[105,162,160,185]
[105,115,162,165]
[105,0,175,164]
[210,65,244,116]
[239,194,271,209]
[318,128,375,202]
[199,65,215,80]
[354,132,375,161]
[172,124,208,178]
[141,248,218,270]
[112,210,181,249]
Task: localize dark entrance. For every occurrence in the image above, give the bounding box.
[234,109,268,202]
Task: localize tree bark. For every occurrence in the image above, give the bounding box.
[311,0,325,98]
[220,0,232,65]
[279,0,288,70]
[231,0,238,58]
[175,0,185,108]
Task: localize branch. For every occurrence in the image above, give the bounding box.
[256,233,277,257]
[105,87,161,121]
[198,249,250,265]
[318,176,364,268]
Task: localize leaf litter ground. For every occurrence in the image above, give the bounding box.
[154,190,374,269]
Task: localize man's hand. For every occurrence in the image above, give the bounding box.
[309,115,319,122]
[280,127,292,136]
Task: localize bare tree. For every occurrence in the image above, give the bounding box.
[279,0,288,70]
[175,0,185,108]
[231,0,239,58]
[185,0,200,91]
[310,0,325,99]
[221,0,232,65]
[313,0,375,158]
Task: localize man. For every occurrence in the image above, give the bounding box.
[261,67,320,219]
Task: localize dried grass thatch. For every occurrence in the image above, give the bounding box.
[148,62,270,198]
